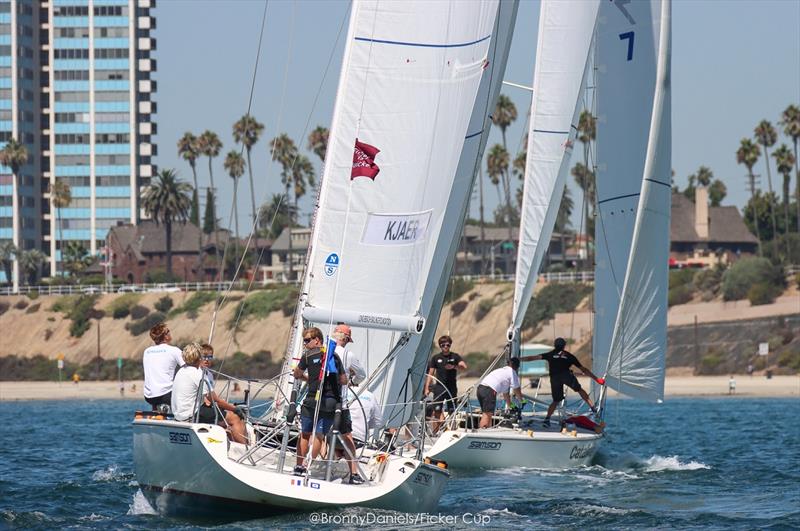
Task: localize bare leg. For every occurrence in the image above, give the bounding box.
[546,401,557,419]
[297,433,310,467]
[341,433,358,474]
[311,434,324,459]
[577,389,596,411]
[479,412,493,428]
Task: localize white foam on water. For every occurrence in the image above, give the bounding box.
[478,507,524,518]
[641,455,710,472]
[578,504,633,516]
[79,513,107,522]
[127,489,157,516]
[92,464,121,482]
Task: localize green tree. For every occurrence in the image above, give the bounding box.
[233,114,265,226]
[197,130,223,278]
[0,138,29,290]
[307,125,329,162]
[202,188,216,234]
[491,94,518,247]
[258,194,296,240]
[743,191,784,243]
[779,104,800,233]
[773,143,796,254]
[754,120,779,240]
[62,242,94,277]
[486,143,510,229]
[736,138,762,254]
[555,185,573,265]
[223,151,246,259]
[571,161,596,247]
[575,110,596,267]
[48,179,71,275]
[18,249,45,285]
[0,241,16,285]
[708,179,727,207]
[141,169,193,276]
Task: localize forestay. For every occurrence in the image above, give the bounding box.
[592,0,662,394]
[509,0,600,344]
[604,0,671,402]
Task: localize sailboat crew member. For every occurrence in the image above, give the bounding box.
[477,358,524,428]
[142,323,185,411]
[424,335,467,433]
[520,337,605,428]
[332,323,366,484]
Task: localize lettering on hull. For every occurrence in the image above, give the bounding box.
[468,440,502,450]
[569,444,594,460]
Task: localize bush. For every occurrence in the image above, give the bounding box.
[777,350,800,371]
[229,288,296,330]
[108,293,141,319]
[281,288,299,317]
[444,277,475,304]
[26,291,39,300]
[722,257,785,301]
[450,300,468,317]
[154,296,174,313]
[25,303,41,314]
[697,349,724,375]
[144,269,183,284]
[475,299,494,322]
[668,284,694,307]
[44,328,53,341]
[462,351,491,377]
[126,311,166,337]
[66,295,99,338]
[171,291,217,320]
[211,350,283,379]
[14,299,28,310]
[669,268,696,289]
[129,305,150,320]
[51,295,79,313]
[693,266,723,296]
[521,282,592,331]
[747,283,780,306]
[0,301,8,315]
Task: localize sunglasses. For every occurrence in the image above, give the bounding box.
[440,343,452,347]
[303,337,316,344]
[202,356,214,360]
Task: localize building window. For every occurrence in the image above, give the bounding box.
[95,70,129,81]
[95,112,130,122]
[55,155,90,166]
[95,91,129,102]
[53,6,90,16]
[54,49,90,60]
[94,27,129,38]
[94,49,129,59]
[55,27,91,38]
[54,70,90,81]
[54,91,90,102]
[94,6,128,16]
[55,133,91,144]
[97,175,129,186]
[95,133,129,144]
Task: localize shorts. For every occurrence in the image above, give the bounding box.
[430,385,457,413]
[144,392,171,411]
[476,384,497,413]
[340,409,352,435]
[550,372,582,402]
[301,414,334,436]
[198,403,217,424]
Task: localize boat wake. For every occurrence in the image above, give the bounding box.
[92,464,134,483]
[127,489,157,516]
[595,451,710,473]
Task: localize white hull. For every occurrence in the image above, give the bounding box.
[133,419,449,516]
[425,420,602,469]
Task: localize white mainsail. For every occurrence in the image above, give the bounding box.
[276,0,505,425]
[603,0,671,402]
[592,0,664,397]
[508,0,600,346]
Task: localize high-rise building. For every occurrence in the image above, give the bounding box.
[0,0,156,285]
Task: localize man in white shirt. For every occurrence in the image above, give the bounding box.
[171,342,248,444]
[331,324,366,484]
[477,358,523,428]
[346,373,383,445]
[142,323,184,410]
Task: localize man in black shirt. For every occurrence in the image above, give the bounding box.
[521,337,605,427]
[292,327,347,475]
[424,335,467,432]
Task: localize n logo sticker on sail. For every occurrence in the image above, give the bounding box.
[361,211,432,246]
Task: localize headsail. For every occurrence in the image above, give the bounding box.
[508,0,600,348]
[276,0,507,426]
[603,0,671,402]
[592,0,663,396]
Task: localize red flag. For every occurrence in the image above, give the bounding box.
[351,139,380,180]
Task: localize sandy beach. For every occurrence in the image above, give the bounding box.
[0,375,797,401]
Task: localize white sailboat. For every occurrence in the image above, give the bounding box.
[425,0,671,469]
[133,0,506,516]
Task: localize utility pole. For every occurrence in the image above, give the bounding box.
[96,319,101,379]
[693,315,699,373]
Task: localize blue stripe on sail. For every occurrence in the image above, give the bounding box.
[354,34,491,49]
[464,130,483,140]
[645,178,671,188]
[533,129,570,134]
[598,192,640,205]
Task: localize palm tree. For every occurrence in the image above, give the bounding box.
[555,185,573,265]
[307,125,329,163]
[774,143,796,257]
[0,241,16,285]
[270,133,300,280]
[223,151,246,259]
[141,169,193,276]
[197,130,223,277]
[576,110,596,268]
[258,193,296,240]
[233,114,265,226]
[486,144,512,271]
[736,138,762,254]
[48,179,71,275]
[491,94,517,249]
[177,132,203,273]
[0,138,29,291]
[62,241,93,277]
[754,120,778,239]
[708,180,727,207]
[18,249,45,285]
[779,104,800,233]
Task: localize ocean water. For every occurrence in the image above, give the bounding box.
[1,398,798,530]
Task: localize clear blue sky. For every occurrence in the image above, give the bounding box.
[153,0,800,234]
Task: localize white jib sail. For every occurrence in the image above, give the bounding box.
[604,0,671,402]
[592,0,663,389]
[276,0,501,419]
[509,0,600,342]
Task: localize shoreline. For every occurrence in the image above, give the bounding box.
[0,375,797,401]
